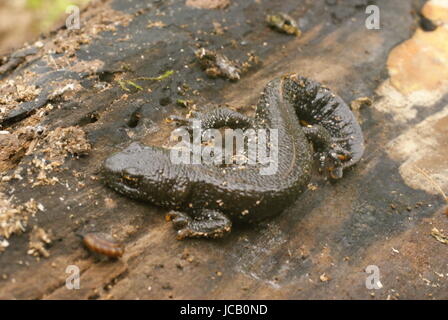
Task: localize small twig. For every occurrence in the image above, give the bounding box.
[117,70,174,91]
[414,166,447,202]
[135,70,174,81]
[117,80,131,92]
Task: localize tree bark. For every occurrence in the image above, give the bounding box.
[1,0,447,300]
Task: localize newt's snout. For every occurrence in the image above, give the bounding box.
[103,142,153,175]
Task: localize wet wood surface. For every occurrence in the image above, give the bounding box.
[0,0,447,299]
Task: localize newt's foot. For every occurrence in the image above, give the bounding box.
[314,141,352,179]
[317,143,352,179]
[302,125,352,179]
[167,112,203,131]
[326,141,353,179]
[166,209,232,240]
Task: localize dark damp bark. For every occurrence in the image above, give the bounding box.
[1,0,444,300]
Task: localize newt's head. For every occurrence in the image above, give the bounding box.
[103,142,188,206]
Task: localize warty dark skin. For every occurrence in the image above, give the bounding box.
[102,74,364,239]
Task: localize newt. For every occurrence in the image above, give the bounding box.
[102,74,364,239]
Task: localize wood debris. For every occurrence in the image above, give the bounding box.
[27,226,52,258]
[431,228,448,245]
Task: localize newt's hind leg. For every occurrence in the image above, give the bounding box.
[302,125,352,179]
[166,209,232,240]
[168,107,255,131]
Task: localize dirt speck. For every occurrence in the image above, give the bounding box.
[42,126,91,160]
[0,127,40,172]
[319,273,331,282]
[0,76,41,120]
[105,197,117,209]
[266,13,301,36]
[431,228,448,245]
[0,195,44,245]
[196,48,241,81]
[186,0,230,10]
[27,226,52,258]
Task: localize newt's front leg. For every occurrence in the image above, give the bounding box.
[166,209,232,240]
